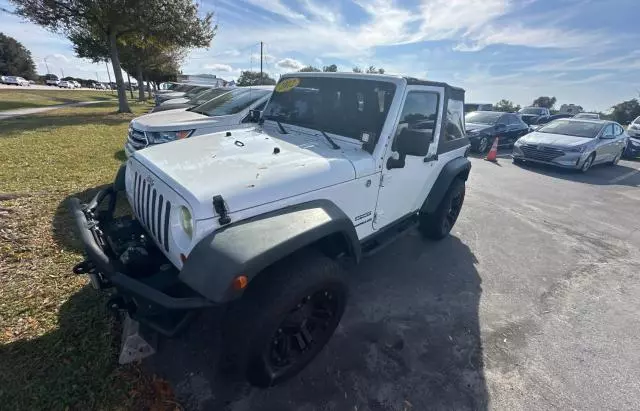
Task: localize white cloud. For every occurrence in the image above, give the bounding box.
[250,53,276,63]
[205,63,234,72]
[276,58,304,70]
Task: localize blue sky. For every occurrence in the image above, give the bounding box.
[1,0,639,111]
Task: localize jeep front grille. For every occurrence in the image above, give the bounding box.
[128,127,148,150]
[133,171,171,251]
[521,144,565,162]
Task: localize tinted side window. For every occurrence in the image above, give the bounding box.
[445,99,465,141]
[394,91,439,146]
[602,124,614,137]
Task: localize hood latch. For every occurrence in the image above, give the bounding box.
[212,195,231,225]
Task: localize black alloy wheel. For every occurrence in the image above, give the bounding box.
[266,289,340,374]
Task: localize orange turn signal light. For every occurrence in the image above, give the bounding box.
[232,275,248,290]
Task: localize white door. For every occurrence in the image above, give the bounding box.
[373,86,445,229]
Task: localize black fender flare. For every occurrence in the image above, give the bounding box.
[179,199,360,304]
[421,157,471,214]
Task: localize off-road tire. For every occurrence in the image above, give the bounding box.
[222,250,347,388]
[419,178,466,240]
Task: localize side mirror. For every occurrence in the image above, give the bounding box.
[496,123,507,131]
[600,134,615,140]
[247,109,262,123]
[395,127,432,156]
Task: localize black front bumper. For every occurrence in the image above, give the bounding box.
[69,188,214,336]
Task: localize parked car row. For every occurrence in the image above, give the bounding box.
[124,85,273,156]
[1,75,31,86]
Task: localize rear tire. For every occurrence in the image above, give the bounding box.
[419,178,466,240]
[611,150,622,165]
[222,251,347,388]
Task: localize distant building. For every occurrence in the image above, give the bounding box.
[177,74,226,87]
[559,104,583,115]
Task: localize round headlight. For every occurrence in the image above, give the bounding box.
[179,206,193,239]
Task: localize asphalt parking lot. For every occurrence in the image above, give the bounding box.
[146,153,640,411]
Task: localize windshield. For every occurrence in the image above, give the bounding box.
[537,120,603,138]
[519,107,545,115]
[191,88,271,117]
[184,86,210,98]
[189,88,230,105]
[574,113,599,119]
[465,111,502,125]
[263,76,396,141]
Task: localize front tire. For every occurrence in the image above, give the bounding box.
[477,137,489,153]
[223,251,347,387]
[580,153,595,173]
[419,178,466,240]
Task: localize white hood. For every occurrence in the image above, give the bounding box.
[132,127,360,220]
[130,109,231,132]
[520,131,593,147]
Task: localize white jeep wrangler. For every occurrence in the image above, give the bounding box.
[70,72,471,387]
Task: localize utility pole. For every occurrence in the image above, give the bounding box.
[260,41,263,85]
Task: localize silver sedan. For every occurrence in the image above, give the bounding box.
[512,119,628,172]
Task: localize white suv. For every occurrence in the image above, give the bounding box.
[70,73,471,388]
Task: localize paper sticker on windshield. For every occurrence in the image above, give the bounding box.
[275,78,300,93]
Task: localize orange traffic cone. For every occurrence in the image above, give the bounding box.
[485,137,499,162]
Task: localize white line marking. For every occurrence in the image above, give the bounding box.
[608,169,640,184]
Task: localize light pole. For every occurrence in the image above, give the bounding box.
[44,57,50,74]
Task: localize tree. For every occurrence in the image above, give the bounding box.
[532,96,557,109]
[610,99,640,125]
[494,99,521,112]
[353,65,384,74]
[10,0,214,113]
[0,32,36,80]
[366,65,385,74]
[322,64,337,72]
[298,65,321,72]
[236,71,276,86]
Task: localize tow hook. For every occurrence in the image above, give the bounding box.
[72,260,95,275]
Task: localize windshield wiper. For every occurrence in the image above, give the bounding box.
[320,130,340,150]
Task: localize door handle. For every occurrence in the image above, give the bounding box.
[423,153,438,163]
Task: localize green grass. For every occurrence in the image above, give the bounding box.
[0,101,177,410]
[0,89,118,111]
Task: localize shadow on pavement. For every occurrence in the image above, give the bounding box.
[514,159,640,187]
[147,232,488,411]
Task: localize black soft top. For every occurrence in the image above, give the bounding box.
[404,77,465,101]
